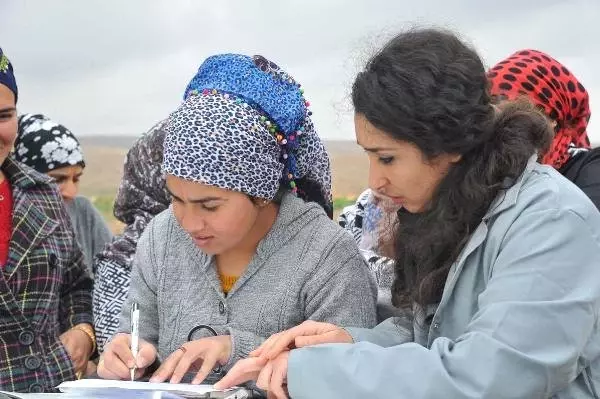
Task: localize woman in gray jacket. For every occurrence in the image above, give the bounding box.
[97,54,377,385]
[217,30,600,398]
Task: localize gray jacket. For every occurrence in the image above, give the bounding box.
[287,157,600,398]
[119,192,377,373]
[65,196,112,276]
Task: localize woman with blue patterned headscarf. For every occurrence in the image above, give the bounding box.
[98,54,377,385]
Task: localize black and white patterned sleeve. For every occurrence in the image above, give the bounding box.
[338,189,372,245]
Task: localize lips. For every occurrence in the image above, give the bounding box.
[388,196,405,206]
[193,236,214,247]
[376,192,404,206]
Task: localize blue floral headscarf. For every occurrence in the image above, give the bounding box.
[163,54,332,214]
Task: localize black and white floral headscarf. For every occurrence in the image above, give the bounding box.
[14,113,85,173]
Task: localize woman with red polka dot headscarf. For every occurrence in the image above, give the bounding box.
[488,49,600,209]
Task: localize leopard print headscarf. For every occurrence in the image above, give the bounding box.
[163,54,332,213]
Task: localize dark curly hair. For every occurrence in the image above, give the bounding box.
[352,29,552,310]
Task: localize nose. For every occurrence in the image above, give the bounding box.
[60,180,78,201]
[179,207,206,235]
[368,161,388,194]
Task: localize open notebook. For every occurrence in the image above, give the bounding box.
[55,379,251,398]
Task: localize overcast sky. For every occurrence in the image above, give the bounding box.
[1,0,598,141]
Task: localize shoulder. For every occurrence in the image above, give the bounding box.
[138,206,191,255]
[281,195,364,267]
[560,148,600,188]
[518,163,599,219]
[490,163,600,246]
[136,206,207,275]
[142,206,179,241]
[68,196,97,216]
[127,120,166,162]
[290,194,359,241]
[7,160,68,219]
[67,196,108,226]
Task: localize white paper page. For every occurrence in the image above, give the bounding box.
[57,379,222,395]
[0,393,65,398]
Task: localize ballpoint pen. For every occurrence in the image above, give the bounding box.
[130,302,140,381]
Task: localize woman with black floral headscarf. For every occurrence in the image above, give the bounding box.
[14,113,112,274]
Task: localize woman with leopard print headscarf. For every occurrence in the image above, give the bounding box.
[98,54,377,385]
[488,49,600,209]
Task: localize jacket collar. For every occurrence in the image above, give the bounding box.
[483,154,539,221]
[1,157,59,280]
[2,156,53,189]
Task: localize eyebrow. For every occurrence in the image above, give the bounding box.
[0,107,16,113]
[165,188,224,204]
[359,145,397,153]
[48,172,84,178]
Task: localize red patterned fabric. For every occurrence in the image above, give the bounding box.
[0,178,12,267]
[488,49,591,169]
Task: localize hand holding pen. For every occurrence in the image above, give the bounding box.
[130,302,140,381]
[96,302,158,381]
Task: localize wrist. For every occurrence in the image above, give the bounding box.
[72,323,97,355]
[218,335,232,365]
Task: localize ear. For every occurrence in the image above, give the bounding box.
[449,153,462,163]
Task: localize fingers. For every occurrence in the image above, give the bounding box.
[214,357,267,389]
[114,335,135,368]
[294,329,351,347]
[74,357,86,374]
[258,329,299,361]
[256,361,273,392]
[269,356,289,399]
[150,348,185,383]
[170,347,199,384]
[257,357,289,399]
[191,351,219,384]
[86,360,97,377]
[137,341,158,369]
[97,358,121,380]
[151,343,219,384]
[250,332,281,358]
[100,335,135,380]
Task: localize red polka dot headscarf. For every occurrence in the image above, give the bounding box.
[488,49,591,169]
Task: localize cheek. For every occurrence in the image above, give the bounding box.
[413,164,448,203]
[171,202,185,225]
[0,119,17,146]
[211,206,257,237]
[388,161,432,198]
[387,162,417,189]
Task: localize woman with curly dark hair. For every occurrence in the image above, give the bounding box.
[217,29,600,399]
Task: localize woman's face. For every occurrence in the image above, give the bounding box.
[166,174,264,255]
[0,84,17,168]
[47,164,84,202]
[355,113,460,213]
